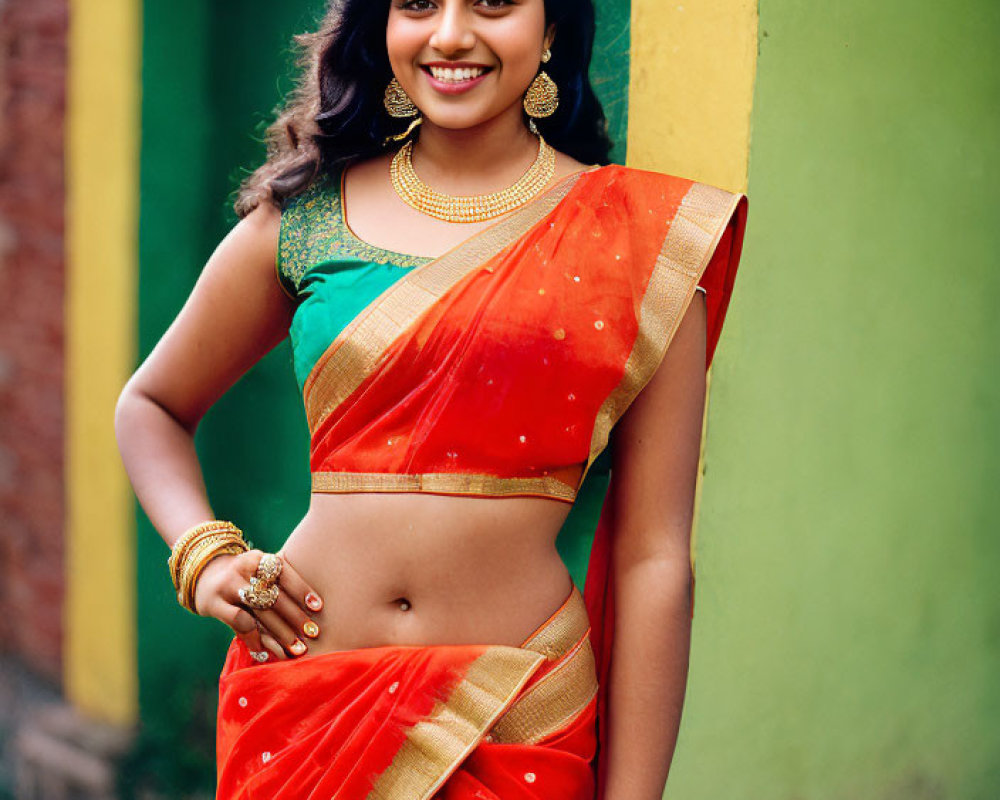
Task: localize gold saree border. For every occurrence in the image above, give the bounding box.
[367,647,545,800]
[304,167,598,435]
[311,471,577,503]
[490,637,598,746]
[581,181,745,485]
[492,587,596,745]
[520,584,590,659]
[367,585,592,800]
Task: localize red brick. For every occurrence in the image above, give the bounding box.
[0,0,67,684]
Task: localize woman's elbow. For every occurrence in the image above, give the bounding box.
[614,541,693,587]
[113,378,143,449]
[113,378,196,448]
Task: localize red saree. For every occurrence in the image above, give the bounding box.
[223,163,748,798]
[299,165,746,505]
[218,585,599,799]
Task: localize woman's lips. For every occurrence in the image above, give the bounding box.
[420,64,493,95]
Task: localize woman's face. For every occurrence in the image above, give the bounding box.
[386,0,553,131]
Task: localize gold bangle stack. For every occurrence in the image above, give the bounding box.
[168,520,248,614]
[389,134,556,223]
[168,520,236,583]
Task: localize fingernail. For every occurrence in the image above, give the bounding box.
[303,620,320,639]
[289,639,307,656]
[250,650,270,663]
[305,593,323,611]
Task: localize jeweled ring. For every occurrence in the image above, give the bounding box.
[255,552,282,585]
[238,577,279,610]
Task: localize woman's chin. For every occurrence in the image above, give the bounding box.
[418,108,517,135]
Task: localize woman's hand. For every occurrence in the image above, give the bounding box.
[193,549,324,662]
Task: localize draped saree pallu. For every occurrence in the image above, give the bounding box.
[218,164,748,798]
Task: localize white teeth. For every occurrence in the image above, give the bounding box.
[428,66,486,83]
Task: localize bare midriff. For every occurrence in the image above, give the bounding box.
[278,491,576,658]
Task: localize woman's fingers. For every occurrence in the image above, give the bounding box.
[220,602,270,663]
[254,596,310,657]
[193,548,316,664]
[222,548,325,658]
[277,590,321,643]
[258,626,288,661]
[275,549,324,614]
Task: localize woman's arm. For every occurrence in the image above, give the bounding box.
[603,292,708,800]
[114,202,324,658]
[114,202,292,540]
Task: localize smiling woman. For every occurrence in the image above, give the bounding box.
[114,0,747,797]
[387,0,551,130]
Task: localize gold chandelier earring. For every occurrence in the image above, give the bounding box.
[384,77,418,117]
[384,77,423,143]
[523,48,559,134]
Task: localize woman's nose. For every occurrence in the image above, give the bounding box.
[428,6,476,55]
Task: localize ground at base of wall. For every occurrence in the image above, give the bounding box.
[0,655,61,799]
[0,654,146,800]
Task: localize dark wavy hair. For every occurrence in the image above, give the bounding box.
[235,0,613,218]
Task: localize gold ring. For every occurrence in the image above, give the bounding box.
[255,552,283,585]
[238,576,279,610]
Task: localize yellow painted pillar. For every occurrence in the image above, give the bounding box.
[626,0,758,567]
[65,0,141,724]
[627,0,758,192]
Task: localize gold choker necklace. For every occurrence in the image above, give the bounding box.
[390,135,556,223]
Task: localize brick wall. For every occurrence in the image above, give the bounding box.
[0,0,68,684]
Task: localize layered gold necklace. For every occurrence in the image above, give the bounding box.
[390,134,556,223]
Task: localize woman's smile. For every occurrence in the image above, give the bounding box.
[421,61,494,94]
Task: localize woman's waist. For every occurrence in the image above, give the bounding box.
[276,492,575,656]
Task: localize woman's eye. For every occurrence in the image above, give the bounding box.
[397,0,512,12]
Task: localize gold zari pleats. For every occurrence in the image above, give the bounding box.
[390,135,556,223]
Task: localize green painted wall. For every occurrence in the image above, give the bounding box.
[134,1,320,791]
[134,2,630,793]
[668,2,1000,798]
